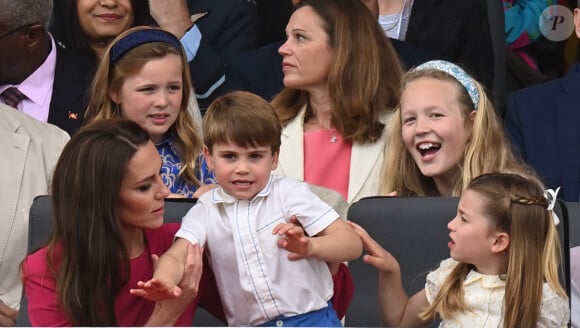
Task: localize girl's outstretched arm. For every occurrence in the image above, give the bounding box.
[349,222,431,327]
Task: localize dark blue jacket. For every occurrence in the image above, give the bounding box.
[505,64,580,201]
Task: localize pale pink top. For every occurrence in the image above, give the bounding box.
[304,129,352,200]
[0,35,56,122]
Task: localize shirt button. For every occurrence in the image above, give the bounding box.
[276,320,284,327]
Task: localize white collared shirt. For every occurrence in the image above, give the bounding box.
[176,175,338,326]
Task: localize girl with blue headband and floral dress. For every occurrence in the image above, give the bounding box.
[84,26,214,198]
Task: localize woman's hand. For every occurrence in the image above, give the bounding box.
[348,221,399,273]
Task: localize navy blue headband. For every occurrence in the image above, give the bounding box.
[109,29,183,64]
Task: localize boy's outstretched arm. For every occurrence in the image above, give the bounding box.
[144,242,204,325]
[131,238,195,301]
[274,217,362,263]
[349,221,430,327]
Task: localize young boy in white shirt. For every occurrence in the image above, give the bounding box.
[132,91,362,326]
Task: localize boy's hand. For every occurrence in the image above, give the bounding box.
[131,278,182,301]
[192,184,216,198]
[273,215,312,260]
[0,300,17,326]
[130,243,203,301]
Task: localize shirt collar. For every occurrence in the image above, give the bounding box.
[464,269,506,289]
[0,34,57,107]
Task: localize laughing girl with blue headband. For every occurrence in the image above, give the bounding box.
[380,59,537,197]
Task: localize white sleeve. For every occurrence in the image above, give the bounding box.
[281,179,339,237]
[174,200,208,246]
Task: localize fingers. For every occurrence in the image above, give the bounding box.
[362,254,385,268]
[192,184,216,198]
[287,252,307,261]
[0,315,15,327]
[130,279,181,301]
[347,222,396,271]
[350,223,384,254]
[289,215,300,224]
[271,222,285,235]
[151,254,160,269]
[167,193,187,199]
[148,0,193,38]
[348,221,372,241]
[181,243,202,297]
[272,215,304,235]
[385,190,398,197]
[129,288,148,298]
[273,223,305,238]
[136,278,160,289]
[0,301,17,326]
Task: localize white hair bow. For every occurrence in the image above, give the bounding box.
[543,187,561,226]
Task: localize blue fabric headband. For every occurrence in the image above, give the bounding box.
[413,60,480,108]
[109,29,183,64]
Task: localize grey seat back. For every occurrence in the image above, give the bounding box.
[565,202,580,247]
